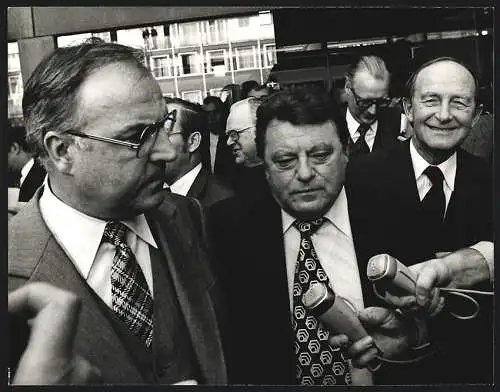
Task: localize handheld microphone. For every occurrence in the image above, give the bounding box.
[367,254,417,294]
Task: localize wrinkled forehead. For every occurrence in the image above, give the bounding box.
[414,60,477,96]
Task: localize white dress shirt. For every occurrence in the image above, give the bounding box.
[346,109,378,152]
[282,187,365,312]
[169,163,202,196]
[209,133,219,172]
[409,140,493,281]
[39,179,157,308]
[20,158,35,187]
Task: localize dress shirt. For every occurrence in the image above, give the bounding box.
[209,133,219,172]
[169,163,202,196]
[346,108,378,152]
[19,158,34,187]
[39,179,157,308]
[409,140,493,280]
[282,187,365,312]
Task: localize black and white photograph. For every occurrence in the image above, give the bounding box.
[7,6,494,387]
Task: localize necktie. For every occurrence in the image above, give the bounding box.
[349,124,370,159]
[293,219,351,386]
[422,166,445,224]
[103,221,154,348]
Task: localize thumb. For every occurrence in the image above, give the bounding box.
[358,307,394,328]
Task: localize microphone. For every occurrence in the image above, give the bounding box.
[302,282,372,345]
[367,254,417,294]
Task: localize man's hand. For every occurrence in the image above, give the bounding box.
[328,307,417,368]
[8,282,101,385]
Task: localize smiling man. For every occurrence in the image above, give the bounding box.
[346,57,493,384]
[8,42,227,385]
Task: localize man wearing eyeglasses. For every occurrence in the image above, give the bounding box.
[224,97,270,203]
[163,98,234,208]
[8,42,228,385]
[338,55,402,160]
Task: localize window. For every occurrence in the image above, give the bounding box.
[179,52,201,75]
[182,90,202,104]
[8,74,24,118]
[152,55,173,78]
[203,19,227,44]
[259,11,273,26]
[234,46,256,70]
[263,44,277,67]
[177,22,200,47]
[205,50,227,74]
[238,17,250,27]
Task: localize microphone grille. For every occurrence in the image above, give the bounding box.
[367,254,389,281]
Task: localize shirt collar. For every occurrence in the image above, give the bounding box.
[169,163,203,196]
[409,139,456,191]
[346,107,378,138]
[282,186,352,239]
[20,158,35,186]
[39,177,157,279]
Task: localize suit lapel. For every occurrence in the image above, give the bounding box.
[147,199,227,384]
[186,168,208,199]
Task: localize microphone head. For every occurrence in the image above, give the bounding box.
[367,254,397,281]
[302,282,329,309]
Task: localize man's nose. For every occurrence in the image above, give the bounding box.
[226,135,235,146]
[149,131,177,163]
[435,102,453,122]
[296,158,314,182]
[366,103,377,116]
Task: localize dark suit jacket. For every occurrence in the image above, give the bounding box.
[18,159,46,202]
[8,188,228,384]
[213,133,239,188]
[187,167,234,208]
[334,106,402,156]
[208,193,297,385]
[345,141,493,384]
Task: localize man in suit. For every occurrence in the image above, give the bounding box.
[346,57,493,384]
[8,42,227,385]
[209,86,419,386]
[164,98,234,208]
[7,124,46,201]
[337,55,402,160]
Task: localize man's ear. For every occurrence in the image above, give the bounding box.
[471,104,483,127]
[402,97,414,123]
[9,142,21,155]
[187,131,201,153]
[43,131,75,174]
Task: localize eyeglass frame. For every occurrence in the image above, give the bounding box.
[226,125,255,142]
[65,109,177,158]
[348,86,391,110]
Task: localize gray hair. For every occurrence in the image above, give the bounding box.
[345,55,390,83]
[228,96,262,125]
[22,42,149,163]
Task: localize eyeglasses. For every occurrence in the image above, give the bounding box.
[350,87,391,110]
[66,109,177,158]
[226,126,254,142]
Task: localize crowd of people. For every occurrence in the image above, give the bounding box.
[8,40,493,386]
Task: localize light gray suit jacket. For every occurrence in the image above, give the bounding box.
[8,187,227,384]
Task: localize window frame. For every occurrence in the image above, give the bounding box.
[151,54,174,79]
[234,46,257,71]
[178,51,202,76]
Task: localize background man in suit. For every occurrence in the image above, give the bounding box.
[9,42,227,385]
[164,98,234,207]
[346,57,492,384]
[209,86,419,386]
[7,124,46,201]
[339,55,402,160]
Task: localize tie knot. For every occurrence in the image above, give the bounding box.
[103,221,128,246]
[424,166,444,186]
[357,124,370,138]
[293,218,325,236]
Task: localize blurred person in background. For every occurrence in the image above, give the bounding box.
[164,98,234,208]
[241,80,260,99]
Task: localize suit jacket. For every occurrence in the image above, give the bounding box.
[208,194,297,385]
[345,141,493,384]
[18,159,46,202]
[213,133,239,188]
[186,167,234,208]
[334,106,402,156]
[8,188,228,385]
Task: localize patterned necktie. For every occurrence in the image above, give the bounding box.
[293,219,351,386]
[103,221,154,348]
[349,124,370,159]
